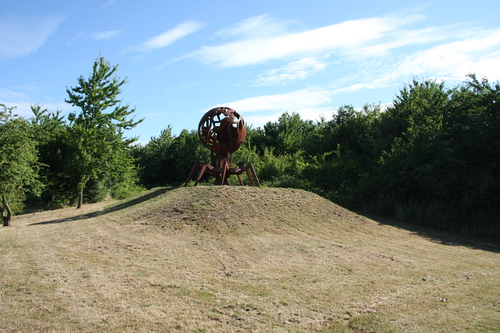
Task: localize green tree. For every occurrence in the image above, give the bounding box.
[169,129,210,184]
[29,104,75,208]
[376,80,450,202]
[365,77,499,237]
[445,75,500,226]
[65,55,143,208]
[134,126,176,188]
[0,104,40,226]
[306,104,384,206]
[134,128,210,187]
[262,112,316,155]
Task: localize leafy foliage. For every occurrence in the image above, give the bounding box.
[134,129,210,187]
[28,105,75,208]
[0,104,40,225]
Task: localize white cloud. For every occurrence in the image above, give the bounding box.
[355,26,450,58]
[299,27,500,95]
[225,101,336,128]
[0,87,31,102]
[214,14,296,40]
[91,30,123,40]
[185,8,500,95]
[374,28,500,85]
[206,23,500,128]
[0,14,65,61]
[5,100,70,118]
[0,86,71,118]
[0,98,69,118]
[332,82,379,95]
[213,87,336,127]
[191,11,428,68]
[130,21,203,53]
[253,57,327,86]
[229,107,336,129]
[222,87,333,113]
[69,30,123,44]
[243,112,284,128]
[466,55,500,81]
[102,0,116,8]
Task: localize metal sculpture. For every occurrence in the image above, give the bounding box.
[185,107,260,186]
[198,106,247,155]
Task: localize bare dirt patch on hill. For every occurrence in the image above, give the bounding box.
[1,186,499,332]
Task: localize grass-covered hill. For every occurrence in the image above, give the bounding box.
[1,186,499,332]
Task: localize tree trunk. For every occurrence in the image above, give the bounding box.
[77,187,84,209]
[76,176,88,209]
[1,197,12,226]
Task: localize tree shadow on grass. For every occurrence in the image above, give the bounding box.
[358,212,500,253]
[30,187,174,226]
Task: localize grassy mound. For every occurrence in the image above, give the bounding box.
[124,186,366,234]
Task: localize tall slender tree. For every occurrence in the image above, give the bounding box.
[66,56,142,208]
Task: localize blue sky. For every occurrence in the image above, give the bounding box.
[1,0,500,143]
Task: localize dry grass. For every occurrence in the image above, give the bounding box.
[1,186,499,332]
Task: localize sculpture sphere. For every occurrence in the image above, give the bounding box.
[198,107,247,155]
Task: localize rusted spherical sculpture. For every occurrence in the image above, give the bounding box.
[198,107,247,155]
[185,107,260,186]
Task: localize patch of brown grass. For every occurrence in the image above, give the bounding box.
[1,186,499,332]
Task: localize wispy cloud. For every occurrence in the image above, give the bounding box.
[219,25,500,128]
[191,11,427,67]
[219,87,334,114]
[69,29,123,45]
[128,21,203,53]
[0,14,65,61]
[0,87,31,102]
[0,87,70,118]
[214,14,297,40]
[253,57,327,86]
[337,27,500,91]
[388,28,500,81]
[91,30,123,40]
[240,106,336,128]
[102,0,117,8]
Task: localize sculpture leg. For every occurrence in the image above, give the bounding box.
[245,169,255,186]
[220,160,229,185]
[195,163,212,186]
[250,164,261,187]
[185,163,201,186]
[247,163,261,186]
[237,174,245,186]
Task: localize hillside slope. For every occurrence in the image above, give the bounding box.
[112,186,367,233]
[1,186,499,332]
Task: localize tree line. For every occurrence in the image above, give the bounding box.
[1,55,498,240]
[135,75,500,240]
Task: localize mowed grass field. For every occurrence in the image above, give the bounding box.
[1,186,499,332]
